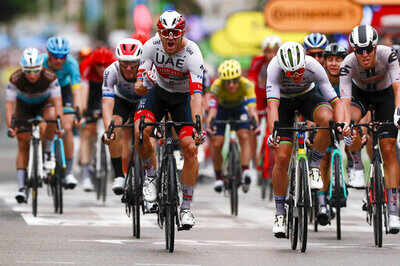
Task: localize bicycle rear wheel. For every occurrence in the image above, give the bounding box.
[373,161,383,247]
[333,153,342,240]
[298,158,309,253]
[165,155,177,253]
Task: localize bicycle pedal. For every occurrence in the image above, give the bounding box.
[178,224,192,231]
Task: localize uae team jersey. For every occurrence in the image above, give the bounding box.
[42,54,81,89]
[266,55,338,103]
[339,45,400,98]
[138,34,205,95]
[102,61,141,103]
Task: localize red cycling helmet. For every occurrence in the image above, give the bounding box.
[91,47,115,65]
[157,10,185,31]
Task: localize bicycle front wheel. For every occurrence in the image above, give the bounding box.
[228,142,240,216]
[31,140,39,217]
[298,158,309,253]
[373,161,383,247]
[165,155,177,253]
[333,153,342,240]
[133,151,143,239]
[100,142,108,203]
[54,139,65,214]
[288,169,298,250]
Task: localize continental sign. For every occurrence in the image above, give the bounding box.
[264,0,363,33]
[351,0,400,4]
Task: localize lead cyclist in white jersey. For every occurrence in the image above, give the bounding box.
[340,25,400,233]
[133,10,205,229]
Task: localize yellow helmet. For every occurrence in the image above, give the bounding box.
[218,59,241,80]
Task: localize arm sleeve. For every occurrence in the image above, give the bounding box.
[187,44,205,95]
[339,58,353,99]
[49,79,62,98]
[266,59,281,102]
[69,57,82,90]
[137,40,154,79]
[387,49,400,84]
[5,82,17,101]
[312,60,338,103]
[248,56,263,84]
[102,66,116,98]
[244,78,256,107]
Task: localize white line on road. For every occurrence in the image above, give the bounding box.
[16,261,75,265]
[136,264,201,266]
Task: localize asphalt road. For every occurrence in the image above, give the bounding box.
[0,132,399,266]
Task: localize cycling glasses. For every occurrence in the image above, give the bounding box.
[355,45,374,55]
[285,68,305,78]
[222,77,240,86]
[160,29,183,39]
[119,60,139,68]
[23,68,41,74]
[50,53,67,59]
[307,52,324,58]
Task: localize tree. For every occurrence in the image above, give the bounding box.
[0,0,38,23]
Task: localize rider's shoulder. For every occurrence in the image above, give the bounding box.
[9,69,23,84]
[184,38,202,57]
[240,77,254,88]
[42,68,57,81]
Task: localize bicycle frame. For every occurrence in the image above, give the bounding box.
[27,121,44,181]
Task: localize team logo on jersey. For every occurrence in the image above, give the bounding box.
[155,53,184,68]
[339,65,351,76]
[388,51,398,64]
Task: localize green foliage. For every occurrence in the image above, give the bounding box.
[0,0,38,23]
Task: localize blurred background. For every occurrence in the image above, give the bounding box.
[0,0,399,96]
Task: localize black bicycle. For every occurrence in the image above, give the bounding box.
[210,118,256,216]
[139,114,201,253]
[49,135,67,214]
[106,119,144,238]
[351,115,394,247]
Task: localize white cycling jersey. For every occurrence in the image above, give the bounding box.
[339,45,400,98]
[138,34,204,95]
[102,61,141,103]
[266,55,338,103]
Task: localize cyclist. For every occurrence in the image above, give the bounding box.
[101,38,144,195]
[43,37,82,189]
[266,41,346,237]
[207,59,258,193]
[5,48,64,203]
[79,47,115,191]
[303,33,329,65]
[134,10,205,229]
[248,35,281,183]
[339,25,400,233]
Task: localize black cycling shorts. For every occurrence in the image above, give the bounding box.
[61,84,74,114]
[84,81,102,119]
[277,89,330,142]
[15,98,52,133]
[113,95,138,124]
[351,83,396,139]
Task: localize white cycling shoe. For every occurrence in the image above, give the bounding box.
[112,177,125,195]
[309,168,323,190]
[214,180,224,193]
[242,169,252,193]
[64,174,78,189]
[347,169,366,189]
[143,176,157,202]
[273,214,286,238]
[389,215,400,234]
[82,178,94,192]
[180,209,196,229]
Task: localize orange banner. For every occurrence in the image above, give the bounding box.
[352,0,400,4]
[264,0,363,33]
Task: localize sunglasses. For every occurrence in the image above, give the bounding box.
[307,52,323,58]
[23,68,41,74]
[355,45,374,55]
[160,29,183,39]
[285,68,305,78]
[222,78,240,85]
[50,53,67,59]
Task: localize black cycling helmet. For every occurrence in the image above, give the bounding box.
[323,43,347,59]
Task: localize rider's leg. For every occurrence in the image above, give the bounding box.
[108,115,124,179]
[16,132,31,189]
[272,143,292,215]
[238,128,252,192]
[180,135,198,210]
[210,135,224,181]
[62,113,75,176]
[79,123,96,179]
[122,127,131,175]
[42,105,56,153]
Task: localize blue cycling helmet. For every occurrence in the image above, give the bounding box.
[20,48,43,69]
[303,33,329,50]
[46,36,70,56]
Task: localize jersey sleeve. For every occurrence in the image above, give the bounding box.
[5,82,17,102]
[243,78,256,107]
[102,65,116,98]
[187,43,205,95]
[266,57,281,102]
[387,48,400,84]
[137,38,155,79]
[310,59,338,103]
[49,79,62,98]
[248,56,263,85]
[68,56,82,90]
[339,55,354,99]
[208,80,220,108]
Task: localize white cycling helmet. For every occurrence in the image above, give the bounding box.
[261,35,282,50]
[157,10,185,30]
[20,48,43,69]
[277,41,306,72]
[349,25,378,48]
[115,38,143,61]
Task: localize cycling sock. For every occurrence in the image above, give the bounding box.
[145,166,156,177]
[241,165,249,172]
[387,188,398,215]
[44,139,54,153]
[181,184,193,210]
[111,157,123,178]
[274,195,286,216]
[17,169,26,189]
[317,191,327,207]
[309,149,325,168]
[350,151,364,170]
[215,170,223,180]
[66,159,73,175]
[81,164,90,179]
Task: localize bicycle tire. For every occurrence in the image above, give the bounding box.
[228,142,240,216]
[298,158,309,253]
[373,161,383,247]
[334,153,341,240]
[312,190,318,232]
[54,139,64,214]
[31,140,39,217]
[100,142,108,203]
[165,155,177,253]
[132,151,143,239]
[288,170,298,250]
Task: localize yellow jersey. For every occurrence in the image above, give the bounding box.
[210,77,256,108]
